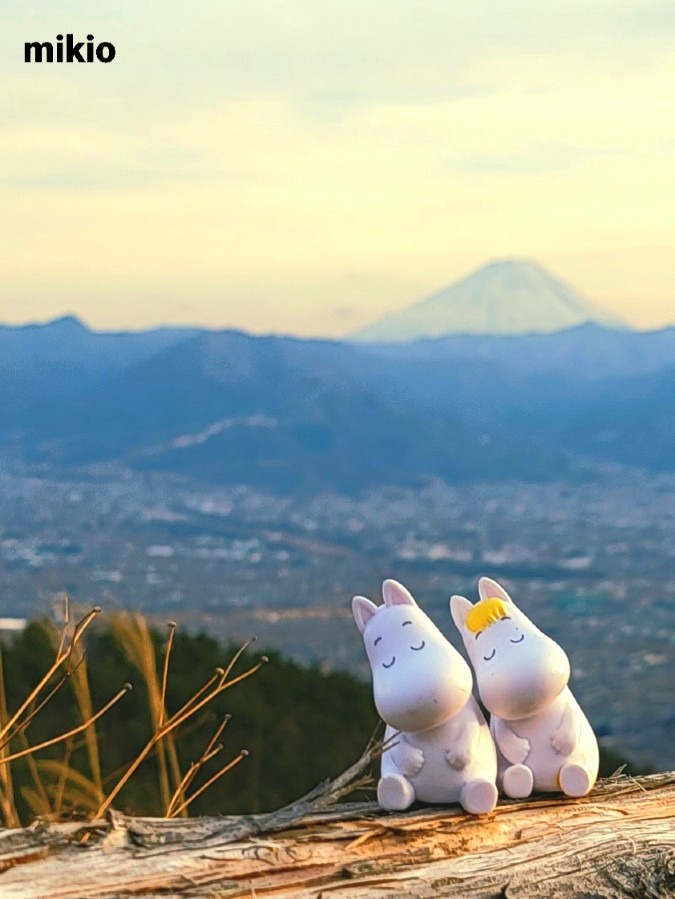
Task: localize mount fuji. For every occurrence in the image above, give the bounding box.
[351,259,629,342]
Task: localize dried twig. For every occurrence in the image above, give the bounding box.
[166,715,232,817]
[1,685,132,765]
[158,622,177,730]
[95,652,268,819]
[169,750,249,818]
[0,607,101,748]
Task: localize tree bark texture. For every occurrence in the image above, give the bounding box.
[0,770,673,898]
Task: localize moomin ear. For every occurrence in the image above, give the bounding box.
[478,577,513,604]
[382,579,417,607]
[450,595,473,631]
[352,596,378,634]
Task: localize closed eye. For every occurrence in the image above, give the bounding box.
[410,641,425,651]
[382,657,396,669]
[483,648,496,661]
[510,634,524,643]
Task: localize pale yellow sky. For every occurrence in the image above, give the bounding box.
[1,1,674,335]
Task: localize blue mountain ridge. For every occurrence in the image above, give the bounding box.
[0,318,672,492]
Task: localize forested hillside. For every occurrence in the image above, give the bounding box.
[0,614,377,822]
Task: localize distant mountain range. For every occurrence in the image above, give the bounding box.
[352,260,628,341]
[0,316,672,493]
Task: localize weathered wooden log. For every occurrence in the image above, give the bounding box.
[0,765,674,898]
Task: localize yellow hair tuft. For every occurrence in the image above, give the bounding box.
[465,597,509,634]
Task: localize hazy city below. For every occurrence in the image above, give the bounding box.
[1,460,672,773]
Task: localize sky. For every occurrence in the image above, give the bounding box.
[1,0,674,335]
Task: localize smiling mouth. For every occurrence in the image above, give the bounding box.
[410,641,426,651]
[510,634,525,643]
[382,657,396,669]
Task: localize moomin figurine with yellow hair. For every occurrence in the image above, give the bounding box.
[353,579,498,814]
[451,577,598,799]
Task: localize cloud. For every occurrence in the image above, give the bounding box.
[0,1,673,331]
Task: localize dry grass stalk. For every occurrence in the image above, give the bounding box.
[0,652,92,762]
[107,613,183,814]
[69,642,104,805]
[165,714,232,817]
[33,759,103,815]
[158,621,185,814]
[1,684,132,765]
[0,605,101,750]
[94,642,267,819]
[0,605,123,824]
[0,644,20,827]
[53,736,73,812]
[158,621,176,729]
[11,610,103,818]
[169,749,249,818]
[19,731,52,818]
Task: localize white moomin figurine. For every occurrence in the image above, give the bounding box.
[352,579,498,814]
[450,577,599,799]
